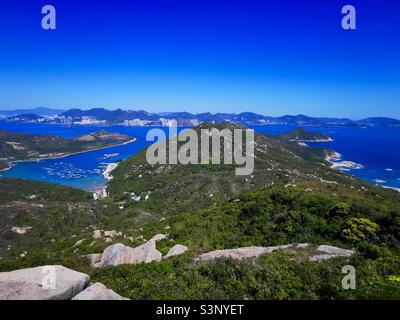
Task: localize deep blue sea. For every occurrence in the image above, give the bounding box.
[250,125,400,191]
[1,123,399,192]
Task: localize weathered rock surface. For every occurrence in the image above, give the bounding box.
[0,265,90,300]
[104,230,122,238]
[149,233,168,242]
[94,241,162,268]
[93,230,102,239]
[86,253,102,267]
[196,244,356,262]
[164,244,188,259]
[196,245,292,261]
[309,245,356,262]
[72,282,128,300]
[11,226,32,234]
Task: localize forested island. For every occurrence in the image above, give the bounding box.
[0,130,134,170]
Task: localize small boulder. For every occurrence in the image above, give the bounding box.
[93,230,102,240]
[104,230,116,237]
[149,234,168,242]
[86,254,102,267]
[72,282,128,300]
[11,226,32,234]
[164,244,188,259]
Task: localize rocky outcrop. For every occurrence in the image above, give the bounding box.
[196,244,356,262]
[164,244,188,259]
[0,265,90,300]
[72,282,128,300]
[93,241,162,268]
[196,245,293,261]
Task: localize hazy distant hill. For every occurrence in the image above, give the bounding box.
[2,114,45,123]
[358,117,400,126]
[60,108,160,122]
[0,107,65,117]
[2,107,400,127]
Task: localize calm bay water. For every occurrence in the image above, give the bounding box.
[1,123,399,191]
[0,123,188,191]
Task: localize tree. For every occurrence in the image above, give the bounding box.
[341,218,379,242]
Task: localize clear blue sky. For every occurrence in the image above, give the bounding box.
[1,0,399,118]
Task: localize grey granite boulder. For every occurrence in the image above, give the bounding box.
[0,265,90,300]
[94,241,162,268]
[164,244,188,259]
[72,282,129,300]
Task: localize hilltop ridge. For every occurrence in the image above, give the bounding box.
[107,123,365,214]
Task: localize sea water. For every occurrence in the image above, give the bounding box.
[0,123,188,190]
[251,124,400,190]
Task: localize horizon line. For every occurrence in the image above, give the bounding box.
[0,106,399,122]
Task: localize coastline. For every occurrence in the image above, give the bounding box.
[382,185,400,193]
[325,151,363,170]
[0,164,11,172]
[291,138,334,143]
[0,138,136,173]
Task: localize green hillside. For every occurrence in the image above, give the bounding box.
[107,123,365,215]
[0,124,399,300]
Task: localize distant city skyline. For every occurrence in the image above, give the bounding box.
[1,0,400,118]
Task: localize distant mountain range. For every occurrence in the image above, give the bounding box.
[0,107,66,117]
[1,107,400,127]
